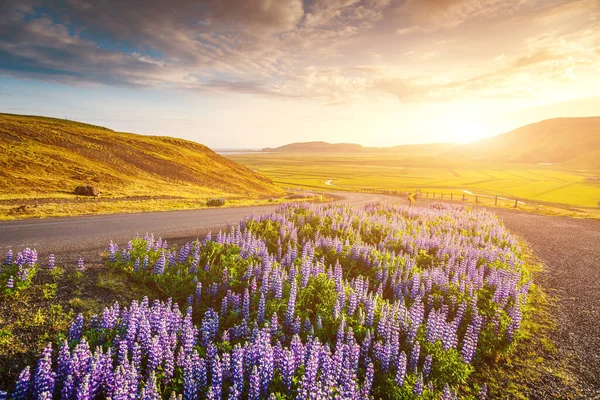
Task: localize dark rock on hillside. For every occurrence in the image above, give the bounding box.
[74,186,99,196]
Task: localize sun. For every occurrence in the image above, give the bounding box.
[451,121,489,143]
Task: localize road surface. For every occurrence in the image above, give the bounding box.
[0,192,400,254]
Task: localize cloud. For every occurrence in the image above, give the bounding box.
[0,0,394,97]
[0,0,598,104]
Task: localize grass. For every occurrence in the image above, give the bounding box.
[0,113,286,219]
[226,152,600,215]
[0,195,324,221]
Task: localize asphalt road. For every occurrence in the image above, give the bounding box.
[0,192,401,254]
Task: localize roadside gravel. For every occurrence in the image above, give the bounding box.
[491,209,600,399]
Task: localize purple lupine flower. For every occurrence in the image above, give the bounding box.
[61,374,75,399]
[461,325,478,364]
[5,249,13,265]
[6,276,14,289]
[249,366,261,400]
[201,308,219,347]
[143,371,160,400]
[33,344,55,398]
[183,355,197,400]
[108,241,118,263]
[47,254,55,270]
[285,280,298,328]
[13,367,31,400]
[441,384,453,400]
[257,292,266,326]
[210,355,223,399]
[195,282,202,303]
[409,341,421,373]
[423,354,433,378]
[413,373,424,396]
[76,373,92,400]
[153,253,166,275]
[69,313,84,342]
[360,362,375,398]
[395,351,407,386]
[478,383,488,399]
[77,257,85,272]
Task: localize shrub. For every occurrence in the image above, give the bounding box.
[206,197,226,207]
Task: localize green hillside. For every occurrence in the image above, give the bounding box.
[0,113,283,201]
[448,117,600,168]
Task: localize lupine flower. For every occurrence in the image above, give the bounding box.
[413,373,424,396]
[77,257,85,272]
[69,313,84,342]
[33,344,55,398]
[478,384,488,399]
[11,203,530,399]
[13,367,31,400]
[47,254,55,270]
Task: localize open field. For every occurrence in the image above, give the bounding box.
[226,153,600,212]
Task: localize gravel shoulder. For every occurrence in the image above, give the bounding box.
[489,208,600,398]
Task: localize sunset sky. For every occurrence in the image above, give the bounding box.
[1,0,599,148]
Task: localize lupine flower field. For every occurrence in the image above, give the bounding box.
[6,202,532,399]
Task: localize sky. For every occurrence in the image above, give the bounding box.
[0,0,599,149]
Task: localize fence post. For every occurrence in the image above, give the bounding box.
[450,193,453,200]
[495,196,498,205]
[476,196,478,203]
[514,198,518,208]
[462,194,465,201]
[426,192,429,198]
[433,192,435,199]
[441,193,444,199]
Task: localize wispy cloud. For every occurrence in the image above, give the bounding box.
[0,0,598,105]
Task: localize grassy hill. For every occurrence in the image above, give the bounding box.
[448,117,600,168]
[0,113,283,202]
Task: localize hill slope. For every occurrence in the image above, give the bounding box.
[0,113,283,200]
[449,117,600,167]
[263,141,456,154]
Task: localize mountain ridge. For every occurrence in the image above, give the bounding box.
[263,117,600,168]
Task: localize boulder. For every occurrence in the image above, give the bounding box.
[74,186,99,196]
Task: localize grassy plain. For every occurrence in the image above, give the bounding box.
[226,152,600,212]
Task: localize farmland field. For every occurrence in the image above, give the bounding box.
[226,153,600,209]
[1,202,536,398]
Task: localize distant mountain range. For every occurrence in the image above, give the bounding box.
[448,117,600,167]
[263,141,458,155]
[263,117,600,168]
